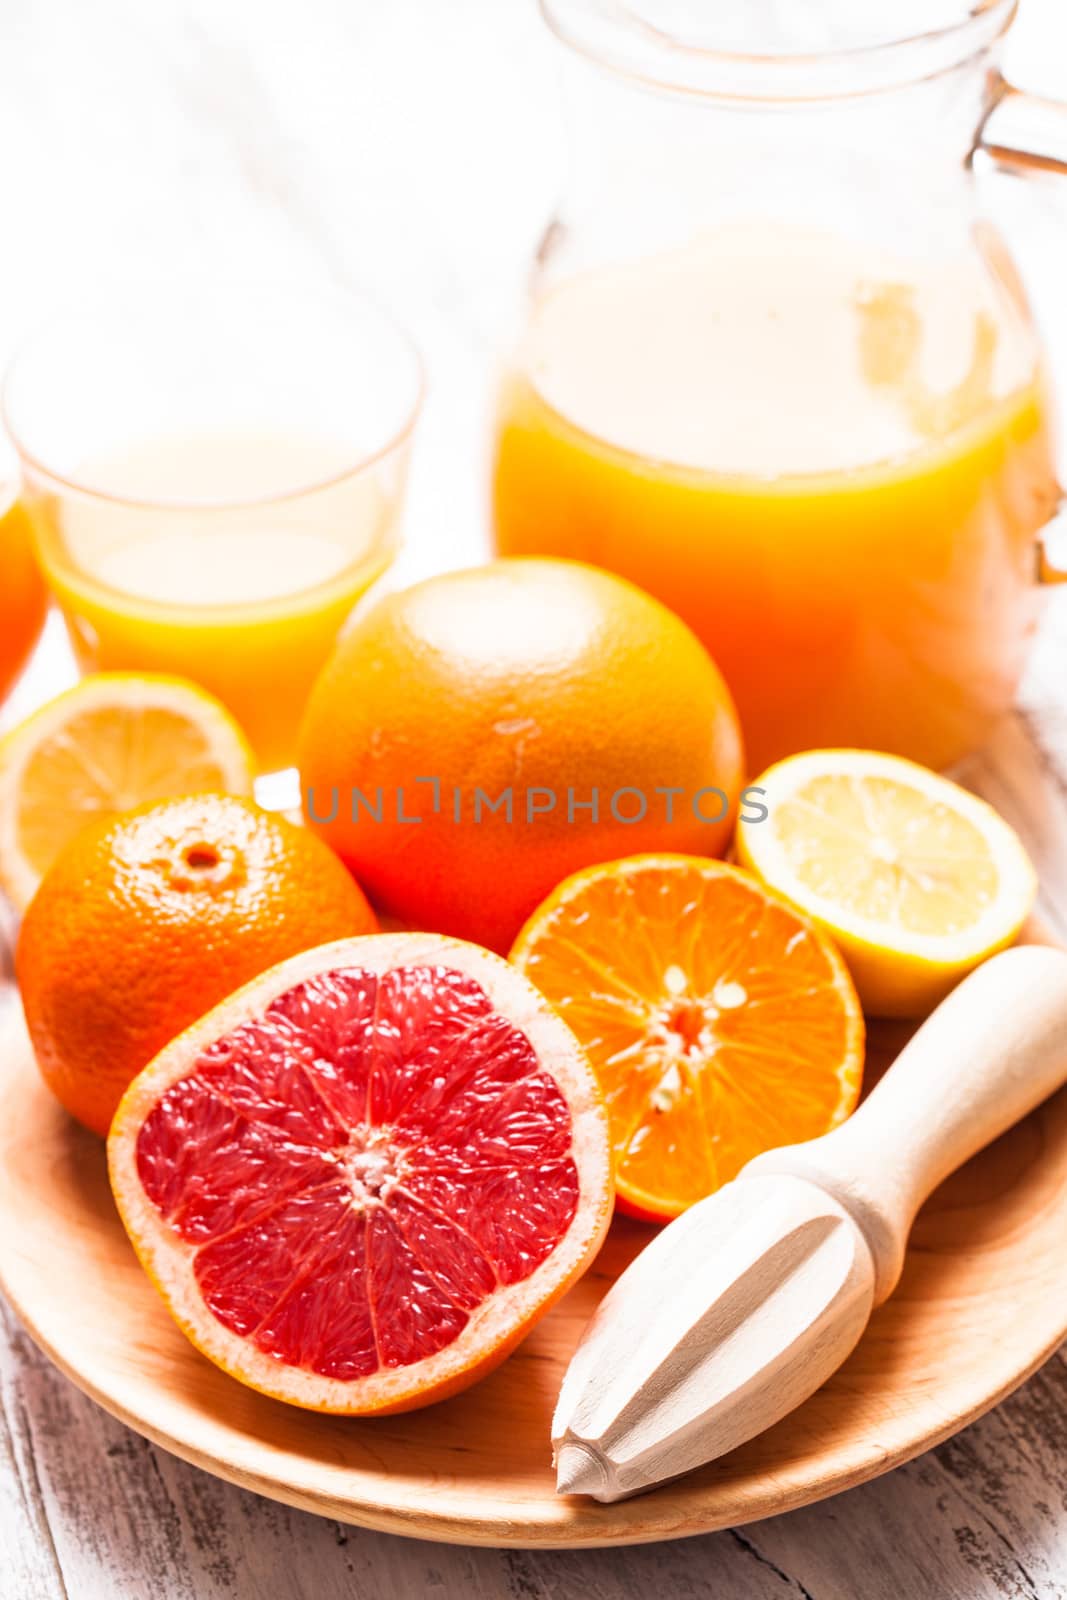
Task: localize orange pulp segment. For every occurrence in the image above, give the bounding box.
[510,854,864,1221]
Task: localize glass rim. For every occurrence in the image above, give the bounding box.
[538,0,1017,103]
[1,278,426,512]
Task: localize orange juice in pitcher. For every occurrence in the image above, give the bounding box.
[493,2,1067,771]
[494,227,1058,771]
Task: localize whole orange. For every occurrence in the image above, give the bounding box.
[297,558,744,951]
[0,499,47,705]
[17,793,377,1136]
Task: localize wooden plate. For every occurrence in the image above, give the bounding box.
[1,923,1066,1549]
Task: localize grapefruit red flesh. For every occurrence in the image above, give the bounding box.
[108,934,613,1414]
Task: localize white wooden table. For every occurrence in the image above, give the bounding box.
[2,1,1067,1594]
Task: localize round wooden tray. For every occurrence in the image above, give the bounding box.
[1,932,1066,1549]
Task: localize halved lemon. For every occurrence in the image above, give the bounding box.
[736,749,1037,1017]
[0,673,254,910]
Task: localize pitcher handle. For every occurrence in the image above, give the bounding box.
[1037,513,1067,585]
[979,79,1067,585]
[981,80,1067,179]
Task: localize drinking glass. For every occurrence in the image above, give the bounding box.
[4,282,423,772]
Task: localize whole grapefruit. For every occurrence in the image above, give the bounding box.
[297,558,744,951]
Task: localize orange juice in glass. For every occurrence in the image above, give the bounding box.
[492,2,1067,772]
[4,285,422,771]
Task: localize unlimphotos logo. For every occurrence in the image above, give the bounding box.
[305,780,770,827]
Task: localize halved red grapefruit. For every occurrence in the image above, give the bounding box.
[107,933,613,1414]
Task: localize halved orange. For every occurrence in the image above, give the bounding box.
[510,855,864,1221]
[108,933,613,1414]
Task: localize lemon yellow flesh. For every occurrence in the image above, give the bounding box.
[737,751,1037,1017]
[773,775,1001,938]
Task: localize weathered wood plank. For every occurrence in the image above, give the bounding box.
[739,1350,1067,1600]
[0,1306,68,1599]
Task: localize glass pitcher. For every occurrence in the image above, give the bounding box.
[491,0,1067,773]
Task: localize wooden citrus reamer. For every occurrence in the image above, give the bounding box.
[554,945,1067,1502]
